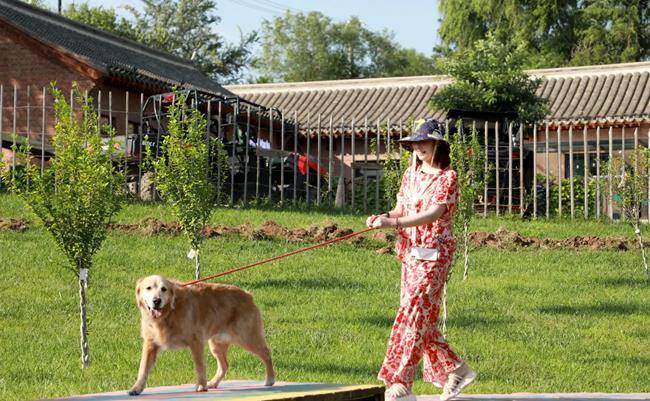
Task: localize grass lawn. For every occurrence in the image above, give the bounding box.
[0,194,649,400]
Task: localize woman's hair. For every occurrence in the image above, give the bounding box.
[414,140,451,169]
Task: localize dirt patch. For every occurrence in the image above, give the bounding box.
[3,215,647,252]
[469,227,638,251]
[0,218,29,231]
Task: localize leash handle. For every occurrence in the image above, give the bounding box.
[181,226,379,287]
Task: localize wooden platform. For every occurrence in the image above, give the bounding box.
[418,394,650,401]
[40,380,385,401]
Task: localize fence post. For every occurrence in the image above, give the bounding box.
[350,118,355,211]
[244,104,250,204]
[375,118,380,212]
[269,108,273,202]
[596,125,601,219]
[280,110,285,206]
[256,106,261,200]
[293,111,298,205]
[519,123,524,217]
[482,121,488,217]
[608,126,613,219]
[41,86,46,174]
[557,126,562,218]
[569,124,574,219]
[545,123,550,218]
[12,85,17,175]
[137,92,143,198]
[317,113,322,207]
[508,121,513,214]
[328,116,333,206]
[363,117,369,213]
[305,113,311,205]
[533,123,537,218]
[583,125,588,219]
[495,120,500,216]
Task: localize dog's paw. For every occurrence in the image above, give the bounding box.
[264,377,275,387]
[195,384,208,392]
[206,379,221,389]
[128,386,143,396]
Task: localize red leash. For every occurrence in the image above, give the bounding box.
[181,226,379,287]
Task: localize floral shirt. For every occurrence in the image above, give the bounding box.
[394,164,459,263]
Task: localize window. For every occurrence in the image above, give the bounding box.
[564,152,609,178]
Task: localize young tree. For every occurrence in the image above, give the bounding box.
[1,83,124,368]
[256,11,437,82]
[149,93,227,280]
[606,147,650,279]
[447,122,490,281]
[429,33,549,123]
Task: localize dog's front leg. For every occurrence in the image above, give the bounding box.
[129,340,159,396]
[190,341,208,392]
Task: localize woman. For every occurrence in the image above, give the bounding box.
[366,118,476,401]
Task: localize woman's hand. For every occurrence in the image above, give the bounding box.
[370,216,396,229]
[366,214,380,228]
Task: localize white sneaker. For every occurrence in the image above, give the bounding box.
[440,363,477,401]
[385,383,417,401]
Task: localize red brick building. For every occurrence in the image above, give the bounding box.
[0,0,235,163]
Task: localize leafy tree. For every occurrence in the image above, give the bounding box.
[256,12,437,82]
[25,0,256,83]
[148,92,227,280]
[447,122,490,281]
[436,0,649,68]
[1,83,125,368]
[62,3,139,41]
[125,0,257,83]
[429,33,549,122]
[606,147,650,279]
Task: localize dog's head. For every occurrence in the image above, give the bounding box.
[135,275,176,320]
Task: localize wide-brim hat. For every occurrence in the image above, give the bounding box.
[398,118,447,149]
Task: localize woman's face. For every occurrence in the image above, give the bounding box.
[412,140,437,164]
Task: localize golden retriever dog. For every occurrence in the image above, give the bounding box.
[129,275,275,396]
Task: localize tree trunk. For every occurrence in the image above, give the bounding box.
[195,251,201,280]
[462,221,470,280]
[78,268,90,368]
[633,222,649,278]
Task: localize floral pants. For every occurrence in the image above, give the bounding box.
[378,249,462,388]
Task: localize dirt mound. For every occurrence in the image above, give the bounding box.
[4,214,648,252]
[0,218,29,231]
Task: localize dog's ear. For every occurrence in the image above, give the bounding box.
[135,278,144,308]
[168,280,177,310]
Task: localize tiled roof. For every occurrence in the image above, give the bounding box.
[0,0,234,97]
[227,62,650,130]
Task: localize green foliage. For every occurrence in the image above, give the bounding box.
[1,83,124,273]
[256,12,437,82]
[148,92,227,253]
[534,174,600,218]
[62,3,139,40]
[606,147,650,221]
[448,122,490,239]
[605,146,650,278]
[436,0,649,68]
[28,0,257,83]
[429,33,549,123]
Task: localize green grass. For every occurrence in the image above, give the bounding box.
[0,194,649,400]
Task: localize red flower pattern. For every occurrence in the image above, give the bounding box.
[378,164,463,388]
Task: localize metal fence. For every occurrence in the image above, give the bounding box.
[1,84,648,220]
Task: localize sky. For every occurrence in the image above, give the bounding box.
[42,0,442,55]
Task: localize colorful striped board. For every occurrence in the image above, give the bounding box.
[39,380,385,401]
